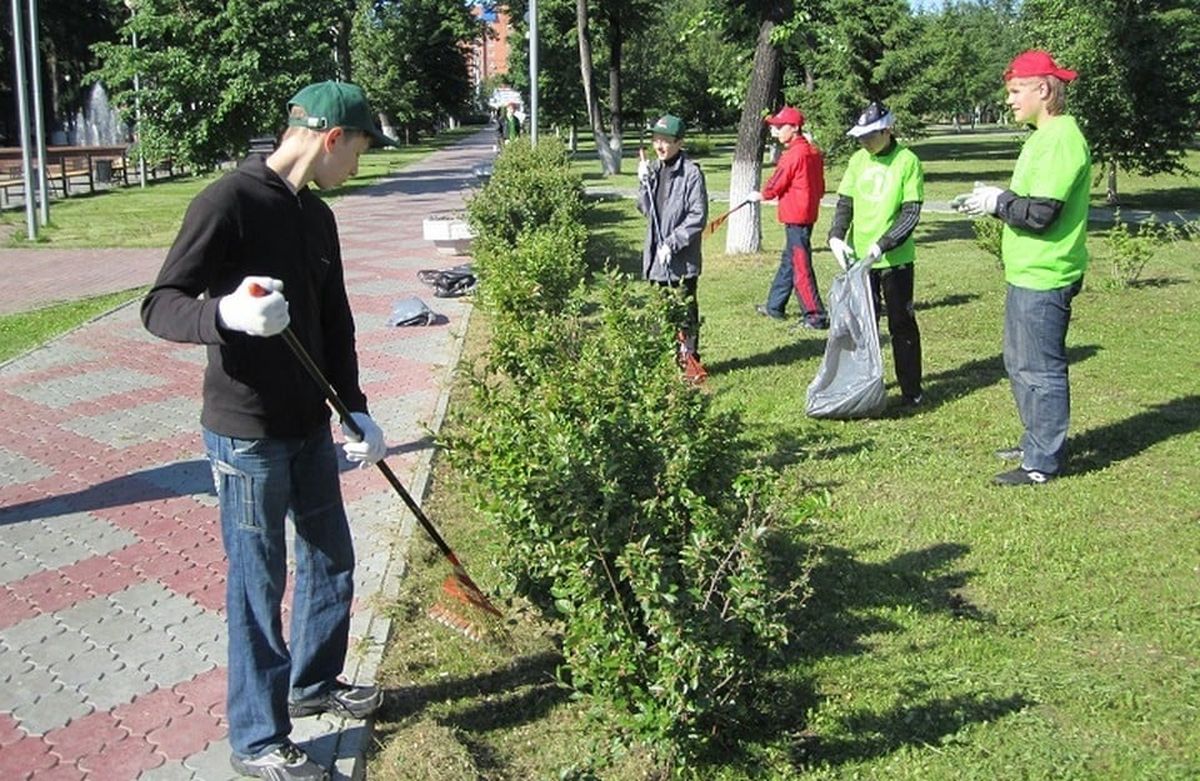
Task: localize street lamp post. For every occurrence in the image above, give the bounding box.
[125,0,146,188]
[27,0,49,226]
[529,0,538,145]
[9,0,36,239]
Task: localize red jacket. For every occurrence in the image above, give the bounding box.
[761,136,824,226]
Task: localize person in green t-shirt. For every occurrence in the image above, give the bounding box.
[955,50,1091,487]
[828,100,925,407]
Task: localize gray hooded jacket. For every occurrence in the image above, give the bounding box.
[636,152,708,283]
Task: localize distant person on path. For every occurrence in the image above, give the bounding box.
[637,113,709,379]
[502,102,522,143]
[828,100,926,407]
[749,106,828,330]
[141,81,394,780]
[954,50,1090,486]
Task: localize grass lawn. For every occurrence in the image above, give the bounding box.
[370,133,1200,778]
[0,287,148,363]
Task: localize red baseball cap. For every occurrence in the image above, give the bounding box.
[1004,50,1077,82]
[765,106,805,128]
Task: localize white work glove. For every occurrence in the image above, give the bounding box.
[217,276,289,337]
[342,412,386,466]
[655,242,672,269]
[637,159,651,183]
[745,190,763,203]
[828,237,852,270]
[959,181,1004,217]
[864,242,883,266]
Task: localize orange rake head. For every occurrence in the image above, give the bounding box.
[427,573,504,642]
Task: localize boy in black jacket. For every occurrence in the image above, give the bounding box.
[142,81,394,781]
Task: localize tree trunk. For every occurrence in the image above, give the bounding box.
[1106,161,1119,205]
[605,12,624,168]
[726,13,784,255]
[577,0,619,175]
[333,16,352,82]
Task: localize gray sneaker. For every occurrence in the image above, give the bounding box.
[231,742,327,780]
[289,680,382,719]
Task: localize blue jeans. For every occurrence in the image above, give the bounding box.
[765,224,826,324]
[1002,280,1082,475]
[204,427,355,759]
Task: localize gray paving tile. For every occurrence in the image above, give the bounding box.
[140,643,215,686]
[61,603,150,646]
[32,625,93,666]
[1,612,66,654]
[180,738,240,781]
[16,512,138,571]
[10,368,168,409]
[60,397,198,448]
[78,662,155,712]
[0,639,34,682]
[11,678,92,734]
[0,445,53,484]
[2,342,102,373]
[53,644,124,687]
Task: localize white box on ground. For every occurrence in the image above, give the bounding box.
[422,215,475,255]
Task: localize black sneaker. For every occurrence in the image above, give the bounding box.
[790,318,829,333]
[994,446,1024,461]
[993,467,1054,486]
[289,681,382,719]
[755,304,786,320]
[901,393,924,407]
[231,742,327,780]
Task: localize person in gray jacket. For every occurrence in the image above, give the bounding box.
[636,113,709,371]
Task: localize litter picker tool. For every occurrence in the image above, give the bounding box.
[704,198,751,236]
[249,284,502,640]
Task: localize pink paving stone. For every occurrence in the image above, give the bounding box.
[146,708,225,759]
[31,762,87,781]
[43,710,125,759]
[0,587,39,631]
[111,687,191,738]
[174,578,225,613]
[174,667,226,716]
[0,712,27,747]
[60,555,140,600]
[8,569,92,616]
[75,735,166,780]
[0,735,58,779]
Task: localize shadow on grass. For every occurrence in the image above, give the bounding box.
[693,541,1010,773]
[584,198,641,277]
[913,345,1102,413]
[914,217,980,244]
[915,292,981,312]
[1069,394,1200,476]
[756,429,877,471]
[705,337,827,375]
[789,692,1032,769]
[382,649,566,724]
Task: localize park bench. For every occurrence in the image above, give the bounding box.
[0,145,130,206]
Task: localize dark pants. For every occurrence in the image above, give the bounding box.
[654,275,700,358]
[869,263,922,400]
[766,224,826,325]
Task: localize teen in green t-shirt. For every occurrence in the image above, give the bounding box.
[829,100,926,406]
[955,50,1091,487]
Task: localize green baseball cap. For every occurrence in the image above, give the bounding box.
[649,114,685,139]
[287,81,398,148]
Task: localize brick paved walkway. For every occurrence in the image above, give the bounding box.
[0,130,493,779]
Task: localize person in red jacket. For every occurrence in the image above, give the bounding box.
[750,106,828,329]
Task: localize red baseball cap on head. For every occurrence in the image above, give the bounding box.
[1004,50,1077,82]
[765,106,805,127]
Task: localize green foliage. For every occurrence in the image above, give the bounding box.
[1100,213,1187,287]
[447,274,810,761]
[351,0,482,137]
[91,0,338,168]
[467,137,586,251]
[1023,0,1200,179]
[972,216,1004,270]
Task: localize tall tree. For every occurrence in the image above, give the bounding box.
[352,0,481,140]
[725,1,791,255]
[1024,0,1200,204]
[577,0,620,173]
[92,0,337,168]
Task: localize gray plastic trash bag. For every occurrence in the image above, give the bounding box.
[805,261,886,418]
[386,296,437,327]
